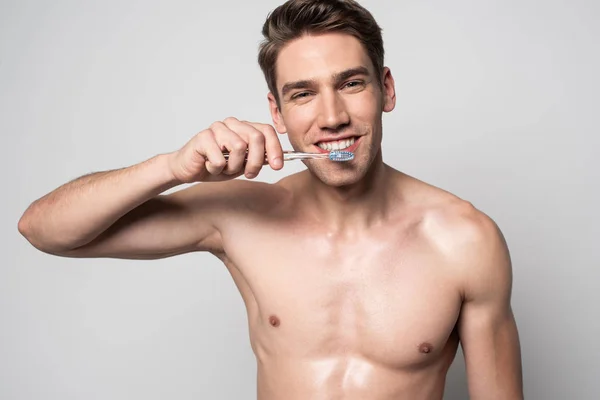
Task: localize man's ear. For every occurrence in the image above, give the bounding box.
[381,67,396,113]
[268,92,287,134]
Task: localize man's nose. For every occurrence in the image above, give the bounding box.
[317,91,350,130]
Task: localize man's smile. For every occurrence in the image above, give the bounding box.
[315,136,361,153]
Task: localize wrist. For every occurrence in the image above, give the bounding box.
[153,152,183,190]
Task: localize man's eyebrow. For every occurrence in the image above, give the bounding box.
[281,79,316,98]
[280,66,371,98]
[332,66,371,84]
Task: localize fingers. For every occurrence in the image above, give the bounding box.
[244,127,266,178]
[194,117,282,181]
[197,129,227,176]
[223,117,281,178]
[209,121,247,175]
[245,122,284,170]
[223,118,265,178]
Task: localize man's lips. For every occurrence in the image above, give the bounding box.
[313,136,362,153]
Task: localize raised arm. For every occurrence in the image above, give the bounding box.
[456,209,524,399]
[18,154,217,259]
[18,118,284,259]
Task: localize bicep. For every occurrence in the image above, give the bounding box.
[458,298,523,399]
[58,186,225,259]
[456,213,523,398]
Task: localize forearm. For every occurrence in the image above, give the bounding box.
[18,152,180,251]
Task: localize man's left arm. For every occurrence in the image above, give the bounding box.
[456,212,524,399]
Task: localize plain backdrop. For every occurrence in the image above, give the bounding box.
[1,0,598,399]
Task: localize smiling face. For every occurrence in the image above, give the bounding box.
[268,32,396,187]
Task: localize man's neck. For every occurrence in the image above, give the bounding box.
[297,151,398,234]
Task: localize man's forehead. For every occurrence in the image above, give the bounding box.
[275,33,374,87]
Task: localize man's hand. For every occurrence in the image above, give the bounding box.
[168,117,284,183]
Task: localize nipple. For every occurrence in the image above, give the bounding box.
[418,342,433,354]
[268,315,280,327]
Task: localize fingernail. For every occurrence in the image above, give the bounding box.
[245,172,256,179]
[273,157,283,168]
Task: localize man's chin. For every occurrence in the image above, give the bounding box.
[308,168,364,188]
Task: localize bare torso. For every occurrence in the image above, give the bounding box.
[213,166,469,399]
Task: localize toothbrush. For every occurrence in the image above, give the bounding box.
[222,150,354,164]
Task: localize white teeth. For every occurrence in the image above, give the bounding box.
[318,137,355,150]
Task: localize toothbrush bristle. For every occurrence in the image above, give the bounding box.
[328,150,354,162]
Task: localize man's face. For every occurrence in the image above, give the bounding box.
[268,32,395,187]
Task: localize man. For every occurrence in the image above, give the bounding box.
[18,0,523,398]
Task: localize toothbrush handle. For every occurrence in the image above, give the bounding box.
[221,151,269,165]
[221,150,327,164]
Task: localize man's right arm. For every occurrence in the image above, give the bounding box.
[18,153,223,259]
[17,118,284,259]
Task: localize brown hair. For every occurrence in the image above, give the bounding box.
[258,0,385,107]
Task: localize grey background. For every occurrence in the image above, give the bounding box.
[1,0,598,399]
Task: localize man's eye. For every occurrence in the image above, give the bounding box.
[292,92,310,99]
[344,81,363,88]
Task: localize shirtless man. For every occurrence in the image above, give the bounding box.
[18,0,523,398]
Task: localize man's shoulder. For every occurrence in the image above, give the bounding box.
[408,182,511,298]
[423,195,496,245]
[409,179,507,269]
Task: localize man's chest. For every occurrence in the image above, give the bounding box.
[220,221,463,368]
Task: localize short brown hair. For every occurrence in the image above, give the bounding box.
[258,0,385,107]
